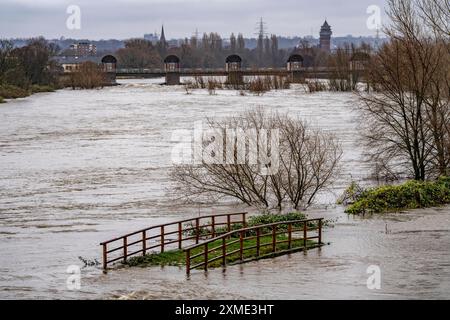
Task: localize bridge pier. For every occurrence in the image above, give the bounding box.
[226,71,244,86]
[225,55,244,86]
[164,55,181,85]
[104,72,117,86]
[289,71,304,83]
[287,54,304,83]
[165,72,181,85]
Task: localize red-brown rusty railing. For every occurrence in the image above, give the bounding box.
[184,218,323,275]
[100,212,247,270]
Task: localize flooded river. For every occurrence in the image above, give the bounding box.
[0,79,449,299]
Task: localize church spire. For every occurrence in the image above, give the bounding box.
[160,24,167,45]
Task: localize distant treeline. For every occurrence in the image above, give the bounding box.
[8,35,385,51]
[114,34,376,70]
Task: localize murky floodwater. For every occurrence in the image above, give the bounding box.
[0,79,449,299]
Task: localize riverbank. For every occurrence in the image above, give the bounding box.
[0,84,57,102]
[344,177,450,214]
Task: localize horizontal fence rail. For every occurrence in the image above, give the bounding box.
[184,218,323,275]
[100,212,248,271]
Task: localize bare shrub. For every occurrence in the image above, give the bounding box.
[66,62,106,89]
[170,108,342,210]
[305,80,328,93]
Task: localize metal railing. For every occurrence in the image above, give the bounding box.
[184,218,323,275]
[100,212,247,270]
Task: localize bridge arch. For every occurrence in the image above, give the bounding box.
[164,55,180,72]
[287,54,304,71]
[225,54,242,71]
[101,55,117,72]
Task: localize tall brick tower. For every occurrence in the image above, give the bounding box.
[319,20,332,53]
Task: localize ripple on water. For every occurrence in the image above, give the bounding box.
[0,79,449,299]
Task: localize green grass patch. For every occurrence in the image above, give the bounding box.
[126,235,318,270]
[345,176,450,215]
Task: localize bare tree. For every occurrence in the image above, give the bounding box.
[170,109,342,211]
[417,0,450,38]
[359,0,450,180]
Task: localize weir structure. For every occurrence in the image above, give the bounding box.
[114,53,346,83]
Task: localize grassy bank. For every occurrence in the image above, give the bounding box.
[0,84,56,101]
[344,177,450,214]
[126,235,318,269]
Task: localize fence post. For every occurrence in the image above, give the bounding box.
[161,226,165,253]
[272,226,276,253]
[303,222,307,248]
[178,222,182,249]
[211,216,216,238]
[102,243,107,271]
[186,249,191,275]
[123,237,127,263]
[288,223,292,249]
[242,213,247,228]
[204,243,208,271]
[256,228,261,257]
[227,215,231,240]
[222,238,226,266]
[318,219,322,244]
[240,231,244,261]
[142,231,147,256]
[195,218,200,244]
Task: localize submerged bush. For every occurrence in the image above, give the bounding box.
[345,177,450,214]
[337,181,366,205]
[66,62,106,89]
[305,80,328,93]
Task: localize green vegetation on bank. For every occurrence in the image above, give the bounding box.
[0,84,56,100]
[342,177,450,215]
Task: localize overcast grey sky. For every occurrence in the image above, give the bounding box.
[0,0,389,39]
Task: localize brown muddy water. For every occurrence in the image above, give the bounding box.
[0,79,449,299]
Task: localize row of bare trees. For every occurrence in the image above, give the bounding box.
[359,0,449,181]
[171,109,342,210]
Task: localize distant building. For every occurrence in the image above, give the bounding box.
[144,33,159,44]
[53,56,100,72]
[70,42,97,56]
[319,20,332,53]
[53,55,116,73]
